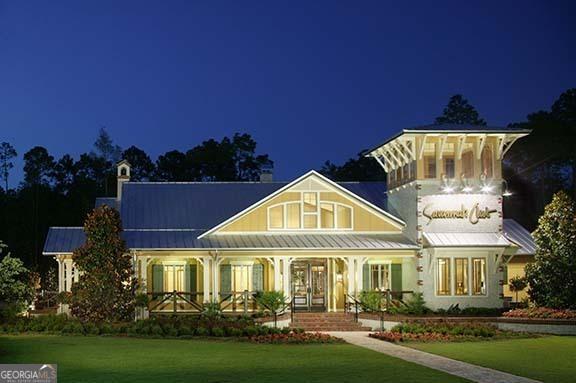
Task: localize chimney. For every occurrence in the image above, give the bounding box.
[259,163,273,183]
[117,160,131,200]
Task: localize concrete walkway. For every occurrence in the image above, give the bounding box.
[327,332,541,383]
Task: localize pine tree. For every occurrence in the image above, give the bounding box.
[70,206,134,322]
[435,94,487,125]
[525,191,576,309]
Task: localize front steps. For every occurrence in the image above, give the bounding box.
[290,312,371,332]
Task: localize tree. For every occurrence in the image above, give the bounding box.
[320,152,386,181]
[51,154,77,194]
[231,133,273,181]
[121,146,155,181]
[155,150,191,181]
[70,206,134,322]
[508,276,527,304]
[23,146,55,186]
[525,191,576,309]
[0,142,17,191]
[434,94,487,125]
[0,241,34,319]
[92,127,122,164]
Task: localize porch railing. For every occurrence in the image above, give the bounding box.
[345,290,415,330]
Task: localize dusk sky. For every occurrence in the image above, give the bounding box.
[1,1,575,183]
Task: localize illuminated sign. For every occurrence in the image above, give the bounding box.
[422,203,497,225]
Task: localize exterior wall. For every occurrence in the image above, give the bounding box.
[421,248,503,310]
[502,255,534,302]
[387,184,418,242]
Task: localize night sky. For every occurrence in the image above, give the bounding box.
[1,1,575,183]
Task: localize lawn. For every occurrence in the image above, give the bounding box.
[0,335,469,383]
[410,336,576,383]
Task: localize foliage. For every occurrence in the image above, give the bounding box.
[201,300,223,322]
[121,146,155,181]
[359,290,384,312]
[434,94,487,126]
[502,307,576,320]
[70,206,135,322]
[525,191,576,309]
[256,291,288,316]
[0,241,34,319]
[387,293,430,315]
[0,142,17,191]
[508,276,528,303]
[23,146,55,186]
[320,152,386,182]
[134,293,149,308]
[248,331,344,344]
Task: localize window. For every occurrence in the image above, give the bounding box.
[320,203,334,228]
[303,214,317,229]
[370,264,390,290]
[424,156,436,179]
[462,150,474,178]
[303,192,317,212]
[269,205,284,229]
[472,258,486,295]
[443,156,455,179]
[232,265,252,292]
[455,258,469,295]
[286,202,301,229]
[436,258,451,295]
[163,265,185,292]
[336,205,352,229]
[481,146,493,178]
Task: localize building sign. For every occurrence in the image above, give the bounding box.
[419,194,500,233]
[423,203,497,225]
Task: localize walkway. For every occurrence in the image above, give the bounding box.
[327,332,541,383]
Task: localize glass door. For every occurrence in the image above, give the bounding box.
[291,261,326,311]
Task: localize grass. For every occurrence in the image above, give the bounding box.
[410,336,576,383]
[0,335,469,383]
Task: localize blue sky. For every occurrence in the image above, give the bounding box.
[1,1,574,184]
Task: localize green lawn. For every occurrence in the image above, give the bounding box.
[410,336,576,383]
[0,335,468,383]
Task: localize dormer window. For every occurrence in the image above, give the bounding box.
[268,192,353,230]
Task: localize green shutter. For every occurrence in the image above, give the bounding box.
[189,264,197,293]
[391,264,402,293]
[502,265,508,285]
[152,265,164,293]
[363,264,370,291]
[252,264,264,292]
[220,265,232,293]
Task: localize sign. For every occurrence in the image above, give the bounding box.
[419,194,500,233]
[423,203,497,225]
[0,364,57,383]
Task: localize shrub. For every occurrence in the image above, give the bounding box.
[150,325,164,336]
[359,290,383,312]
[255,291,288,327]
[243,326,258,337]
[0,243,34,320]
[249,332,344,344]
[84,323,100,335]
[178,326,193,336]
[195,327,208,336]
[503,307,576,319]
[211,327,225,337]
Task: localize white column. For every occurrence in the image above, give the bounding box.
[213,258,220,302]
[327,258,332,312]
[65,259,73,292]
[203,256,211,302]
[347,257,356,297]
[282,257,291,299]
[139,257,148,292]
[356,258,366,293]
[273,258,282,291]
[57,258,64,293]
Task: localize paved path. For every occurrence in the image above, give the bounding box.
[327,332,541,383]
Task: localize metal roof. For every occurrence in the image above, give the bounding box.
[365,124,531,155]
[423,232,512,248]
[43,227,417,253]
[503,219,536,255]
[119,181,387,230]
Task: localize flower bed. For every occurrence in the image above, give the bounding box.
[369,320,533,343]
[502,307,576,320]
[249,331,344,344]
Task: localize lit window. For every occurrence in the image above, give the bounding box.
[370,264,390,290]
[455,258,468,295]
[163,265,184,292]
[481,146,493,178]
[303,214,317,229]
[269,205,284,229]
[320,203,334,229]
[286,202,301,229]
[232,265,252,292]
[336,205,352,229]
[303,192,317,212]
[443,156,455,179]
[472,258,486,295]
[424,156,436,179]
[462,150,474,178]
[436,258,451,295]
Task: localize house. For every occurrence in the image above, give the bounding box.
[43,124,535,315]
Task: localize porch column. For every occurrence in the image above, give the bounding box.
[65,259,73,292]
[346,257,356,297]
[282,257,291,299]
[57,258,64,293]
[273,258,282,291]
[139,256,148,292]
[213,256,223,303]
[202,256,211,302]
[356,257,367,293]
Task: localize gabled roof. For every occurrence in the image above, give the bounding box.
[42,227,417,253]
[503,219,536,255]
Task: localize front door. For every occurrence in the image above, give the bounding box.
[292,260,327,311]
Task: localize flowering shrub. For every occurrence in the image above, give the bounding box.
[249,331,344,344]
[503,307,576,320]
[369,320,532,343]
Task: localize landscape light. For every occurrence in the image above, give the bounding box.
[503,189,513,197]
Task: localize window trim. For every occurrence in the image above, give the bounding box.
[434,256,489,298]
[368,262,391,291]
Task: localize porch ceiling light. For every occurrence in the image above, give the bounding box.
[462,186,473,193]
[481,185,493,193]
